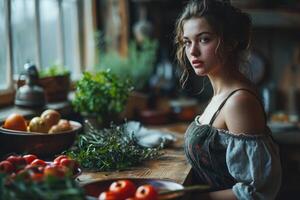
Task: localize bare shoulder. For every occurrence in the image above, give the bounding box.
[223,90,266,135]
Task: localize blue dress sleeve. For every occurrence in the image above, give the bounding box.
[226,136,282,200]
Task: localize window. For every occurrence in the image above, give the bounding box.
[62,0,81,76]
[0,0,95,105]
[39,0,60,69]
[11,0,36,76]
[0,0,10,92]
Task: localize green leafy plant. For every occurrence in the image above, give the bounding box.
[39,64,70,78]
[65,123,162,171]
[72,70,133,126]
[96,36,158,91]
[0,174,85,200]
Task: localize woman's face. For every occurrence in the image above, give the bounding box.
[183,17,221,76]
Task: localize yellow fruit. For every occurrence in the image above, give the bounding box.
[40,109,61,128]
[28,117,48,133]
[48,119,72,134]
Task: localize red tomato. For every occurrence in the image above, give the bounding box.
[24,164,42,174]
[30,159,47,167]
[60,158,79,173]
[0,160,15,174]
[57,165,72,176]
[98,191,119,200]
[44,165,66,178]
[6,155,26,170]
[23,154,38,164]
[53,155,70,165]
[109,180,136,199]
[135,185,158,200]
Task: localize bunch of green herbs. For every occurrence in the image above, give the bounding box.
[72,70,133,125]
[65,123,162,171]
[0,173,85,200]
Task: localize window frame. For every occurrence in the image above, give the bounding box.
[0,0,96,106]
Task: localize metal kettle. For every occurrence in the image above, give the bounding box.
[15,63,46,108]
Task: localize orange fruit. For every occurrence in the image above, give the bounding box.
[3,113,27,131]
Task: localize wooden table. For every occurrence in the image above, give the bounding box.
[76,122,300,199]
[77,123,193,186]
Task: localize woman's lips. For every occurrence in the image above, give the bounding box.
[192,60,204,67]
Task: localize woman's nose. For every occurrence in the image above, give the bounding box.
[190,43,200,56]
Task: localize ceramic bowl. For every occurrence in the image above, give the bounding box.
[0,120,82,158]
[83,178,184,200]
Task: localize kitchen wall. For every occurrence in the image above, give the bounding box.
[128,0,300,115]
[248,9,300,115]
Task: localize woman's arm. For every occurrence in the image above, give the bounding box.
[196,189,238,200]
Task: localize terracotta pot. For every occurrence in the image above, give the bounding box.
[38,74,70,102]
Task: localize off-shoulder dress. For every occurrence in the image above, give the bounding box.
[184,89,282,200]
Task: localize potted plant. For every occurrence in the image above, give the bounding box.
[95,37,158,119]
[38,64,71,102]
[72,70,133,128]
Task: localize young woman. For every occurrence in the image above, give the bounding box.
[175,0,281,199]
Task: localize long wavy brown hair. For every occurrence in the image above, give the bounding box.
[174,0,252,88]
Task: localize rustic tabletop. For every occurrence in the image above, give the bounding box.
[77,123,193,186]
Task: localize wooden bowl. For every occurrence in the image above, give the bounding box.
[0,120,82,158]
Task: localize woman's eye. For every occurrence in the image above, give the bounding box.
[200,37,210,43]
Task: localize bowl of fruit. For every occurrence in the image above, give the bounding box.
[0,154,81,179]
[0,109,82,158]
